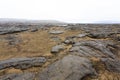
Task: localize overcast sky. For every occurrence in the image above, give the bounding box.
[0,0,120,23]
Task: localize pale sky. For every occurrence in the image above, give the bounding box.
[0,0,120,23]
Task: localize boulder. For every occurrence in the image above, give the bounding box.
[38,55,97,80]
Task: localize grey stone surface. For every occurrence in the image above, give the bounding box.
[0,57,46,70]
[0,72,35,80]
[38,55,97,80]
[0,26,29,34]
[101,58,120,73]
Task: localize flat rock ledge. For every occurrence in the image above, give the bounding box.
[0,57,46,70]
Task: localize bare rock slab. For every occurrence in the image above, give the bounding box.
[38,55,97,80]
[0,57,46,70]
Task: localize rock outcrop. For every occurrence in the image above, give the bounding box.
[38,55,97,80]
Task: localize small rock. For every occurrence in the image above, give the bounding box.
[49,30,64,34]
[64,36,75,44]
[51,45,64,54]
[64,39,74,44]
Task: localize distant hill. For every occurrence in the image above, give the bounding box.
[0,18,66,25]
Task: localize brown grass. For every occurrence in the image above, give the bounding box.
[0,28,82,60]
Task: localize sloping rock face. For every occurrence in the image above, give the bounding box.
[0,24,120,80]
[70,40,118,58]
[38,55,97,80]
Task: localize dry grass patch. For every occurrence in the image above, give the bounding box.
[0,28,83,60]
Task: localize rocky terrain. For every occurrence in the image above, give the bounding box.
[0,22,120,80]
